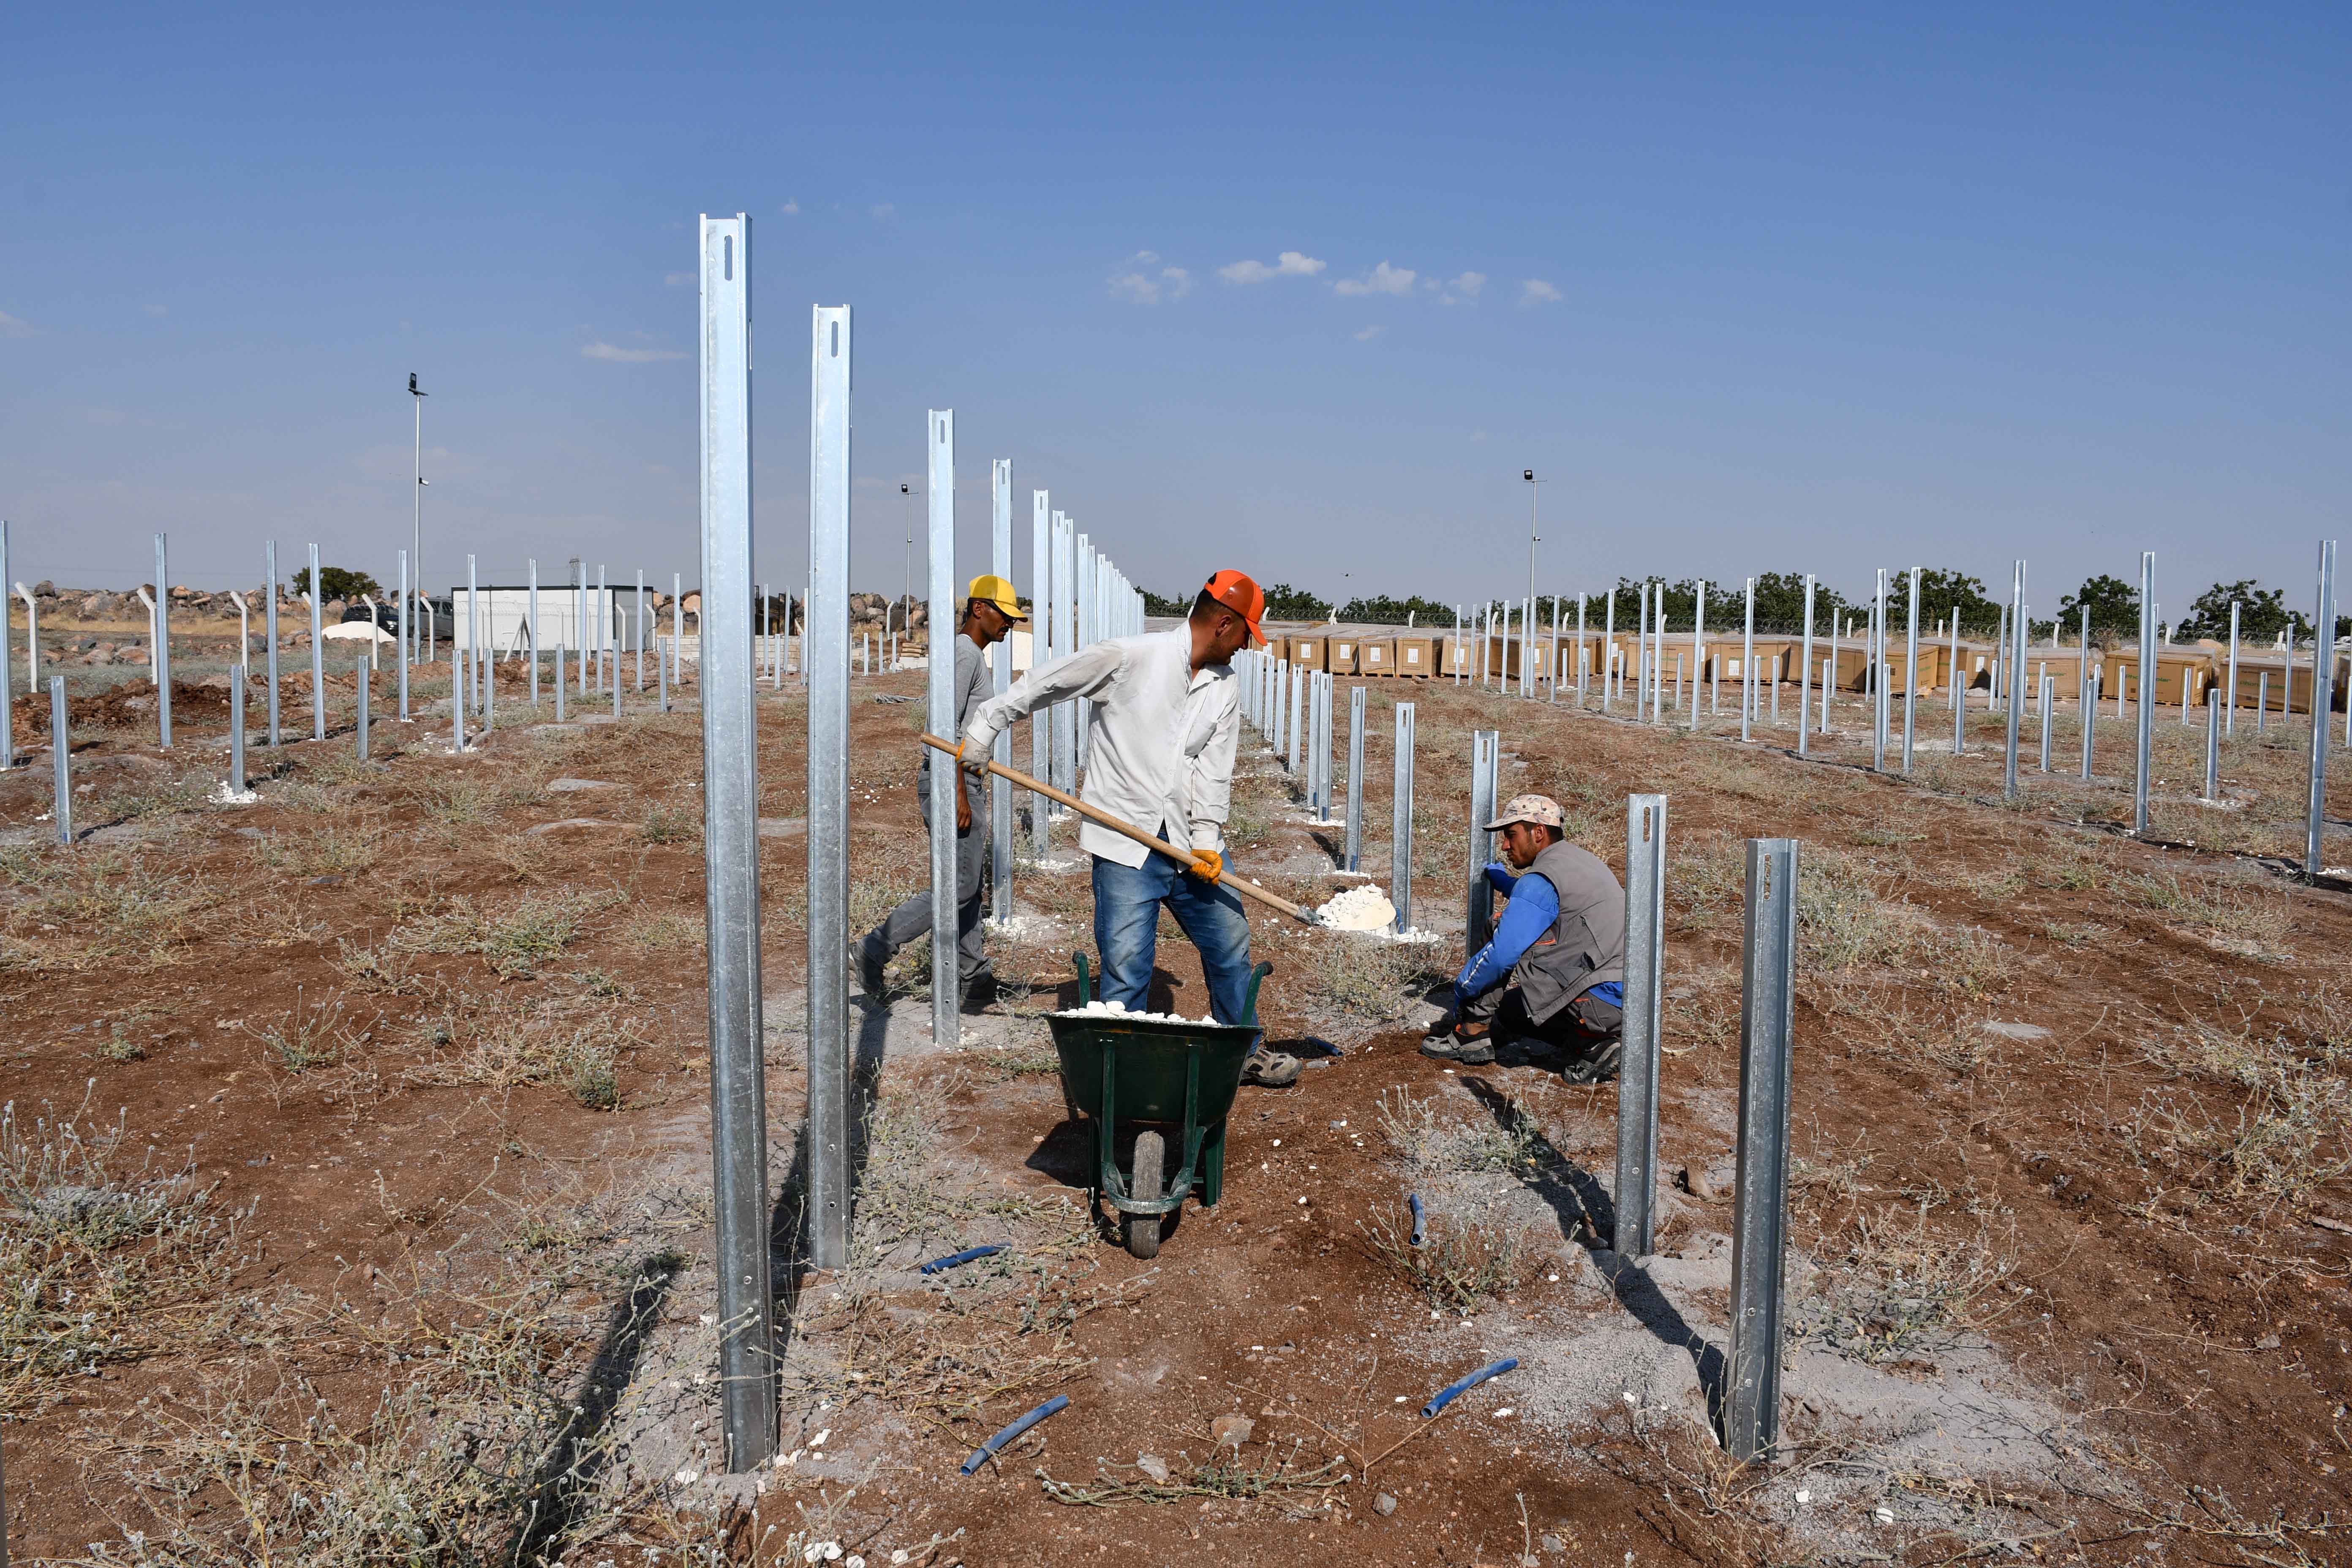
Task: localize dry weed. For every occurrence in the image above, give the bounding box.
[1358,1199,1541,1314]
[0,1095,251,1419]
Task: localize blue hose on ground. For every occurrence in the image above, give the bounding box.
[961,1394,1070,1475]
[919,1244,1005,1275]
[1407,1193,1426,1247]
[1421,1358,1518,1418]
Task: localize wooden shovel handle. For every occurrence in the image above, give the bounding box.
[917,732,1316,924]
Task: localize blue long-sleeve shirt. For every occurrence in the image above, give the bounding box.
[1455,863,1623,1011]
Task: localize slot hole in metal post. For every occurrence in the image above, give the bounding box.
[723,234,733,280]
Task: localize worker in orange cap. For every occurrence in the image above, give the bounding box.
[959,570,1300,1087]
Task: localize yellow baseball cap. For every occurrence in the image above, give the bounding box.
[968,574,1029,622]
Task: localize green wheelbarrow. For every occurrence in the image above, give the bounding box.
[1045,953,1273,1258]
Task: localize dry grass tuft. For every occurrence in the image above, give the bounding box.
[1358,1198,1542,1314]
[0,1096,250,1418]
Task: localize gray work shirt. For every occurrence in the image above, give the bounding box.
[918,635,991,808]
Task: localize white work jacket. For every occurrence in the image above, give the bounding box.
[961,625,1238,868]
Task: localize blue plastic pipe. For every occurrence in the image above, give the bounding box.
[920,1244,1005,1276]
[1422,1358,1518,1418]
[961,1394,1070,1475]
[1407,1193,1427,1247]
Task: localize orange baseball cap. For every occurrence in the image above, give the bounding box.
[1202,569,1267,647]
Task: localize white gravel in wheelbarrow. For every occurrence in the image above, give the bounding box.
[1054,999,1222,1026]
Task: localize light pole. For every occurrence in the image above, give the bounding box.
[1522,468,1541,630]
[409,373,427,666]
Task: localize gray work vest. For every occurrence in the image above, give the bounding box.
[1511,839,1628,1024]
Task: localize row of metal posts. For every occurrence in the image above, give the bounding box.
[1234,646,1415,932]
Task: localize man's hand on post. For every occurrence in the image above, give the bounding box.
[956,774,973,833]
[1189,848,1224,885]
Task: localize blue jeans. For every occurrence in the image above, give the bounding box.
[1091,854,1256,1029]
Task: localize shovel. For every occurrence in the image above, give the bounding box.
[917,732,1325,926]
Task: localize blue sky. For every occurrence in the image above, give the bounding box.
[3,2,2346,617]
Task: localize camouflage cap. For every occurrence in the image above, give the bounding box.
[1483,793,1565,832]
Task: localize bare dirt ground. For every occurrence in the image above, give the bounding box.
[3,628,2349,1565]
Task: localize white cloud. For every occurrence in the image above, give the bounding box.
[0,310,33,339]
[1217,250,1327,285]
[1335,261,1416,297]
[1353,324,1385,341]
[781,200,800,215]
[143,302,169,318]
[1451,271,1486,298]
[870,202,896,220]
[1470,430,1489,443]
[664,271,694,287]
[1519,278,1563,306]
[582,341,686,362]
[1108,254,1193,305]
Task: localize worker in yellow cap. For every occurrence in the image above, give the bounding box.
[853,574,1029,1008]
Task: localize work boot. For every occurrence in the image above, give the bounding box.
[960,964,1000,1011]
[849,936,888,1000]
[1419,1021,1495,1067]
[1241,1047,1301,1088]
[1561,1035,1623,1084]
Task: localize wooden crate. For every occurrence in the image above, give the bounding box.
[1285,634,1328,672]
[1440,636,1473,676]
[1329,637,1361,675]
[1358,637,1397,676]
[1394,635,1438,677]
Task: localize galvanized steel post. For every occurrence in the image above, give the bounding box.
[1741,577,1756,743]
[2226,601,2240,737]
[2306,539,2336,878]
[49,678,71,844]
[154,534,174,747]
[991,459,1014,924]
[926,410,961,1051]
[1467,730,1500,952]
[1345,683,1366,871]
[396,552,411,721]
[1690,581,1706,732]
[1600,593,1614,711]
[1030,491,1051,859]
[2135,553,2155,836]
[1797,575,1814,759]
[528,559,540,706]
[1615,793,1666,1258]
[229,665,246,793]
[1902,566,1921,773]
[806,296,854,1291]
[555,643,566,722]
[1870,570,1887,772]
[2082,668,2098,779]
[700,215,776,1469]
[1725,836,1799,1463]
[2004,562,2025,799]
[2204,689,2220,801]
[1288,659,1303,773]
[264,541,281,744]
[309,544,326,741]
[1391,703,1415,934]
[356,659,370,760]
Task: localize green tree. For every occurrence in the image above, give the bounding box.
[1336,593,1453,624]
[1142,586,1192,618]
[2056,574,2140,640]
[289,565,383,602]
[2180,579,2292,643]
[1261,582,1333,621]
[1886,568,1999,634]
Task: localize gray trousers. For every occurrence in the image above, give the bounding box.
[859,779,990,981]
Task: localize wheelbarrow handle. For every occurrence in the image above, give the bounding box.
[918,732,1319,925]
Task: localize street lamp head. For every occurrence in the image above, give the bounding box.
[1523,469,1534,482]
[409,373,425,397]
[901,483,910,495]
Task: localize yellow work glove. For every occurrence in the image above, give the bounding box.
[1190,848,1224,885]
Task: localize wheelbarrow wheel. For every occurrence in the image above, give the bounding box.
[1125,1130,1164,1258]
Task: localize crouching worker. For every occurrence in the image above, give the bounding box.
[852,574,1026,1009]
[1421,794,1626,1080]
